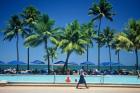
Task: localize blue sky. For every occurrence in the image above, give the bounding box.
[0,0,140,66]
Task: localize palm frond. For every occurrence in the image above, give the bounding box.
[3,15,23,41]
[89,0,114,22]
[24,34,42,47]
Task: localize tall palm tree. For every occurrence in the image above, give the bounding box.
[88,0,114,70]
[3,15,23,72]
[112,32,133,70]
[112,35,121,70]
[21,6,40,70]
[59,20,88,73]
[81,21,95,61]
[21,6,40,24]
[124,19,140,70]
[24,14,58,74]
[103,26,114,70]
[44,47,57,71]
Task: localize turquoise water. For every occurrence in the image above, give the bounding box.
[0,75,140,84]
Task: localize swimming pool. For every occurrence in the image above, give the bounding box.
[0,75,140,85]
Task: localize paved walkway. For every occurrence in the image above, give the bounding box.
[0,86,140,93]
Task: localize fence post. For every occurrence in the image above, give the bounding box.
[53,72,56,84]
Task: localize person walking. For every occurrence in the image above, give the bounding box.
[76,66,88,89]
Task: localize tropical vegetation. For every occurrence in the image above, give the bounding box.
[44,47,57,71]
[112,32,133,69]
[24,14,58,74]
[88,0,115,70]
[81,21,96,61]
[102,26,115,70]
[3,15,23,72]
[1,0,140,75]
[58,20,89,73]
[124,19,140,70]
[21,6,40,70]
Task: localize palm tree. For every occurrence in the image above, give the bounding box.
[112,35,121,70]
[81,21,96,61]
[124,19,140,70]
[24,14,58,74]
[44,47,57,71]
[21,6,40,70]
[59,20,88,73]
[103,26,114,70]
[21,6,40,25]
[112,32,133,70]
[3,15,23,72]
[88,0,115,70]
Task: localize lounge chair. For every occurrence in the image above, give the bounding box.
[20,70,32,74]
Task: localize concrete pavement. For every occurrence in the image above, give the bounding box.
[0,86,140,93]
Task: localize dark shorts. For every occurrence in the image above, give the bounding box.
[78,75,86,84]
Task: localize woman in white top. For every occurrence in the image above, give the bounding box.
[76,66,88,88]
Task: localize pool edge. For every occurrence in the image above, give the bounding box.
[2,83,140,88]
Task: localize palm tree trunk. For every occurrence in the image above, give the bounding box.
[86,45,89,62]
[51,58,54,71]
[27,48,30,70]
[98,18,102,70]
[16,33,19,73]
[47,50,50,74]
[45,40,50,74]
[63,52,71,74]
[117,50,120,70]
[135,49,139,71]
[109,45,112,71]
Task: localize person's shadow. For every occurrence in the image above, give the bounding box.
[76,87,89,89]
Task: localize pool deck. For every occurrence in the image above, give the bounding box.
[0,86,140,93]
[4,83,140,88]
[1,81,140,88]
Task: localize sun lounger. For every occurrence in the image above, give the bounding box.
[20,70,32,74]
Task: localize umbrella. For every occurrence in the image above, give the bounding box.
[54,61,78,66]
[30,60,45,64]
[101,62,111,66]
[101,62,121,66]
[7,60,26,65]
[80,61,95,65]
[112,62,124,66]
[0,61,5,64]
[54,61,65,66]
[80,61,95,70]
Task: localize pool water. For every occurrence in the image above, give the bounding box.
[0,75,140,84]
